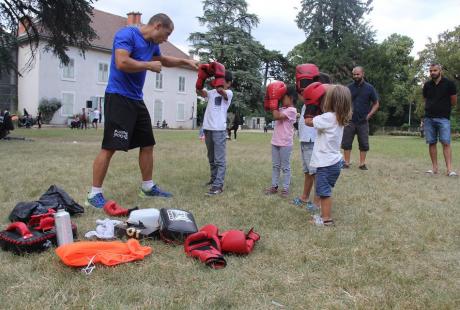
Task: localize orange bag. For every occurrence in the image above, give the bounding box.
[55,239,152,267]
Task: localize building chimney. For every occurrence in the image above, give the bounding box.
[127,12,142,26]
[18,16,31,36]
[189,50,197,60]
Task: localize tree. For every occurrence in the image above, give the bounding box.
[365,34,416,126]
[260,49,294,87]
[0,0,97,74]
[38,97,62,123]
[416,26,460,83]
[291,0,420,129]
[290,0,375,82]
[189,0,265,111]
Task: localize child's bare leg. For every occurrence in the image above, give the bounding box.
[301,173,314,201]
[313,194,321,207]
[320,196,332,220]
[312,176,320,207]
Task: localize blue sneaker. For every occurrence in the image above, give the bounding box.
[85,192,106,209]
[139,184,173,198]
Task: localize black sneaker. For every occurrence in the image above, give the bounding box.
[206,187,223,196]
[359,164,368,170]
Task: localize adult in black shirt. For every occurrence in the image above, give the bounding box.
[423,63,457,176]
[341,66,379,170]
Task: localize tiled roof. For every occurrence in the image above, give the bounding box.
[90,9,191,60]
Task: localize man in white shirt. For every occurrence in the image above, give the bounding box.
[197,71,233,195]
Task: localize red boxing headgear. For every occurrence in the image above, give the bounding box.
[296,63,320,92]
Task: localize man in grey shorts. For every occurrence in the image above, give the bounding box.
[341,66,379,170]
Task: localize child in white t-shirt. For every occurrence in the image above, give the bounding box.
[197,71,233,195]
[305,85,352,226]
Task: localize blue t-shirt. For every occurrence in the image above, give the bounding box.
[348,81,378,123]
[106,27,161,100]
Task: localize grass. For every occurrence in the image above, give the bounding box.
[0,128,459,309]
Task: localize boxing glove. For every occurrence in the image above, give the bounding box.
[264,81,287,111]
[103,200,138,217]
[219,228,260,255]
[184,224,226,269]
[209,61,226,88]
[196,64,211,90]
[296,63,320,93]
[302,82,328,118]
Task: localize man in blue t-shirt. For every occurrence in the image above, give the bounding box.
[341,66,379,170]
[86,13,198,209]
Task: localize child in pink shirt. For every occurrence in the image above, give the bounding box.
[265,85,298,197]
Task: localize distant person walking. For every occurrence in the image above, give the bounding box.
[423,63,457,176]
[36,112,42,129]
[92,108,100,130]
[341,66,379,170]
[232,110,240,140]
[79,108,87,130]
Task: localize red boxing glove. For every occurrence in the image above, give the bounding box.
[219,228,260,255]
[5,222,33,239]
[296,63,320,93]
[184,224,226,269]
[209,61,225,88]
[302,82,328,118]
[103,200,138,217]
[264,81,287,111]
[196,64,210,90]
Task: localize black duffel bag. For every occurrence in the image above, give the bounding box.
[9,185,84,223]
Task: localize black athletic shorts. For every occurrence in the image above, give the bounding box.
[102,93,155,151]
[341,120,369,151]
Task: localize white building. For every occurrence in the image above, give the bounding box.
[17,10,197,128]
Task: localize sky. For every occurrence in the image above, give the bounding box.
[93,0,460,58]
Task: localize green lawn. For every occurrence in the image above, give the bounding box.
[0,128,459,309]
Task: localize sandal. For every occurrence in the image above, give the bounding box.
[425,169,438,175]
[310,215,335,227]
[447,171,458,177]
[292,197,308,207]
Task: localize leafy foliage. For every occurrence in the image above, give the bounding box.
[290,0,421,128]
[38,97,61,123]
[0,0,97,74]
[260,49,294,86]
[0,27,17,74]
[189,0,265,112]
[291,0,375,82]
[366,34,417,126]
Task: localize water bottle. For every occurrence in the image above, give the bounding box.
[55,207,73,246]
